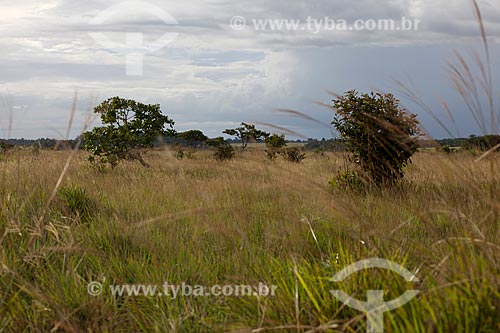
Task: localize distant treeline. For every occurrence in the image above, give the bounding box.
[2,135,500,152]
[419,135,500,151]
[0,138,80,150]
[302,138,346,151]
[0,136,345,151]
[160,137,347,151]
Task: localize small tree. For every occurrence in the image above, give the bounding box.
[83,97,175,168]
[332,91,420,185]
[265,134,287,160]
[177,130,208,148]
[223,123,270,150]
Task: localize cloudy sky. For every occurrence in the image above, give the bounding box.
[0,0,499,139]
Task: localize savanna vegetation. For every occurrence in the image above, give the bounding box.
[1,1,499,332]
[0,137,499,332]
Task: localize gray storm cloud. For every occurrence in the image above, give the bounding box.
[0,0,499,139]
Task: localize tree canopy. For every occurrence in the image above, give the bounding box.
[83,97,175,168]
[223,123,270,149]
[177,130,208,148]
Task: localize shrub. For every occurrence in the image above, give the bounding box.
[441,145,452,154]
[207,137,235,161]
[280,147,306,163]
[328,169,366,191]
[265,134,287,148]
[0,142,14,155]
[332,90,421,185]
[214,145,235,161]
[265,134,287,160]
[265,149,278,161]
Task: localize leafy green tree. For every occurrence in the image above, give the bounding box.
[83,97,175,168]
[265,134,287,160]
[332,91,420,185]
[223,123,270,150]
[206,137,226,148]
[265,134,286,148]
[177,130,208,148]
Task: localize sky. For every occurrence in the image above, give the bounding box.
[0,0,499,140]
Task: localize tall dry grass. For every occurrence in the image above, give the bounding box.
[0,147,499,332]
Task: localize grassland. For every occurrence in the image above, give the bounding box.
[0,148,499,332]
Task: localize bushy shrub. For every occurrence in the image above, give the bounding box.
[214,145,235,161]
[328,169,366,192]
[207,137,235,161]
[280,147,306,163]
[441,145,452,154]
[265,134,287,160]
[0,142,14,155]
[332,91,421,185]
